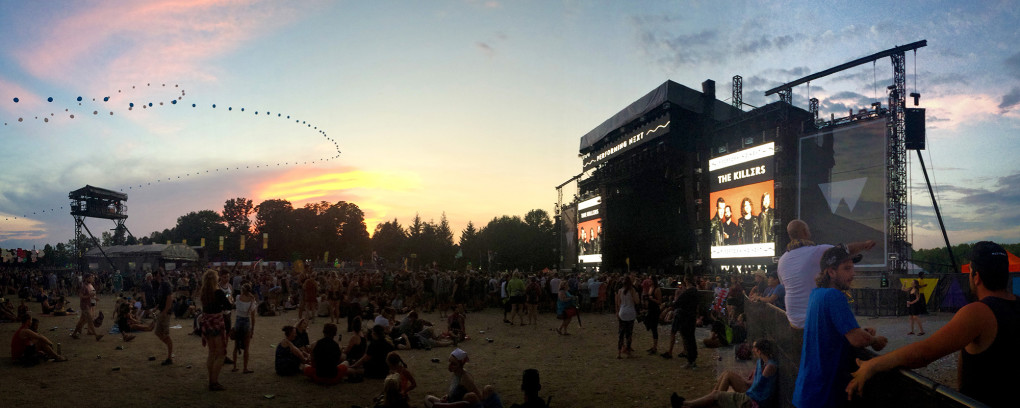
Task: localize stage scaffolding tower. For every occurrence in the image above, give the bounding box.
[765,40,926,274]
[887,52,909,274]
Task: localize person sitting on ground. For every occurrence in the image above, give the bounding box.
[303,323,351,385]
[351,324,395,379]
[11,314,67,365]
[387,351,417,399]
[424,348,502,408]
[293,318,312,353]
[702,318,730,348]
[509,368,547,408]
[447,305,467,344]
[671,339,777,408]
[346,316,367,368]
[50,295,69,316]
[275,325,309,376]
[114,299,138,342]
[395,311,425,349]
[40,291,56,314]
[378,373,411,408]
[1,298,19,321]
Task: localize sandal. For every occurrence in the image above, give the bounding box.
[231,368,239,372]
[907,332,914,335]
[918,332,925,336]
[243,369,254,374]
[209,383,226,391]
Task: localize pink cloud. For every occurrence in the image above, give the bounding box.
[0,77,45,114]
[15,0,309,92]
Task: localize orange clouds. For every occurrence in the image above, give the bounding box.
[0,215,48,241]
[254,169,422,233]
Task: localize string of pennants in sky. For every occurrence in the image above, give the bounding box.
[1,83,342,222]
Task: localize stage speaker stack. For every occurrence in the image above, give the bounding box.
[905,108,925,150]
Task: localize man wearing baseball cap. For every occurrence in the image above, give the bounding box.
[793,245,888,408]
[848,241,1019,407]
[777,220,876,329]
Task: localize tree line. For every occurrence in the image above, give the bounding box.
[33,197,558,272]
[912,241,1020,274]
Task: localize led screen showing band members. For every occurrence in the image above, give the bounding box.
[577,196,602,264]
[708,142,775,260]
[798,119,886,267]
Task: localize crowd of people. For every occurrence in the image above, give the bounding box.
[5,220,1016,407]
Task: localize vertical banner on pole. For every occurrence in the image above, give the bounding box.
[182,239,187,246]
[240,236,246,250]
[219,236,224,251]
[324,251,329,263]
[263,233,269,249]
[200,238,205,247]
[166,240,171,245]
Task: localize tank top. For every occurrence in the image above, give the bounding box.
[11,326,28,360]
[235,298,254,318]
[345,335,366,364]
[960,296,1020,408]
[618,288,637,321]
[745,358,777,402]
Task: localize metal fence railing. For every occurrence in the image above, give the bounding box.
[745,301,988,408]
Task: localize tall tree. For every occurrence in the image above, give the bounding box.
[458,221,482,269]
[372,219,407,266]
[222,197,254,235]
[174,210,229,246]
[254,199,294,260]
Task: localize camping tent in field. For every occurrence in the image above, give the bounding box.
[960,250,1020,273]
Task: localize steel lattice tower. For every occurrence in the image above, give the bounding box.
[887,52,908,274]
[732,75,742,109]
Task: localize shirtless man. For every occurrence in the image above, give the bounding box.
[12,315,67,364]
[71,274,103,341]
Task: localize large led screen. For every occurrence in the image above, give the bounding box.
[709,143,776,260]
[798,119,887,267]
[577,196,602,264]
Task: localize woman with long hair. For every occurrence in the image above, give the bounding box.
[525,276,542,327]
[643,276,663,355]
[906,279,926,335]
[231,283,256,373]
[275,325,309,376]
[616,276,640,358]
[555,281,577,335]
[329,272,343,324]
[199,269,231,391]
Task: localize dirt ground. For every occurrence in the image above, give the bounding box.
[1,297,724,408]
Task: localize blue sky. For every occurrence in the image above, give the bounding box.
[1,0,1018,252]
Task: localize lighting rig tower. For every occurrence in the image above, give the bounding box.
[764,40,927,275]
[69,185,129,273]
[887,52,909,274]
[732,75,742,109]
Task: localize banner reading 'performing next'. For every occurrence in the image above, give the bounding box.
[708,142,776,260]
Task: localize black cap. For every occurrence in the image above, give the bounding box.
[522,368,541,393]
[970,241,1008,275]
[820,244,862,270]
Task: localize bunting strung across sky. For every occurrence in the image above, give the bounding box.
[0,82,342,222]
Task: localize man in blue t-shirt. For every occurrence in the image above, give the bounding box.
[793,245,887,408]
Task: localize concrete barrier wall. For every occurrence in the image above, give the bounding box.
[744,300,988,408]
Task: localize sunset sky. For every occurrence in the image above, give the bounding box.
[2,1,1019,253]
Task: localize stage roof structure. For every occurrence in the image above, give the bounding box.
[579,80,743,153]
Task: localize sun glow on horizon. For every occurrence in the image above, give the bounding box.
[254,169,422,235]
